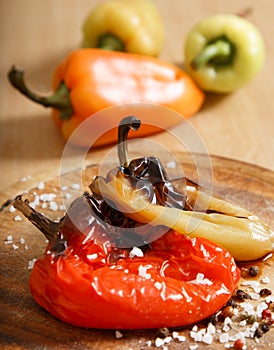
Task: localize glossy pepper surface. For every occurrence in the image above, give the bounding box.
[82,0,165,57]
[14,194,240,329]
[13,117,240,329]
[29,229,239,329]
[8,49,204,148]
[184,14,265,93]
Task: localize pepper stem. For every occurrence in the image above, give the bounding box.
[97,33,125,51]
[191,36,235,69]
[13,195,60,242]
[118,116,141,168]
[8,66,74,120]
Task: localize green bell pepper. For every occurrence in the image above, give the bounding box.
[184,14,265,93]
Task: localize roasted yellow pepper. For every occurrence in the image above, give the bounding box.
[95,170,273,262]
[82,0,165,56]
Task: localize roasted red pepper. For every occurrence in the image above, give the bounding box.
[8,49,204,148]
[14,117,240,329]
[14,196,239,329]
[30,229,239,329]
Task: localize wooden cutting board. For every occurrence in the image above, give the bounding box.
[0,153,273,350]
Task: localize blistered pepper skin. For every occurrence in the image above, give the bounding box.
[184,14,265,93]
[29,229,239,329]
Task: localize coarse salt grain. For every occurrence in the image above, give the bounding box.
[256,301,268,317]
[12,244,19,250]
[189,345,199,350]
[191,273,213,286]
[155,338,165,347]
[173,334,183,342]
[176,335,186,342]
[138,265,152,280]
[115,330,123,338]
[178,336,186,342]
[251,322,259,334]
[20,237,25,245]
[172,331,179,338]
[190,331,200,342]
[155,337,172,347]
[154,281,162,290]
[21,175,31,182]
[14,215,22,221]
[4,235,13,244]
[87,253,98,260]
[241,280,261,293]
[166,161,176,168]
[129,246,144,258]
[240,302,255,315]
[192,325,198,332]
[207,322,216,335]
[28,258,37,269]
[261,276,270,284]
[250,292,260,300]
[49,201,59,211]
[64,193,72,200]
[71,183,80,190]
[30,195,40,208]
[59,204,66,211]
[266,295,274,303]
[202,333,213,344]
[9,205,16,212]
[39,193,56,202]
[37,182,45,190]
[165,336,172,344]
[219,332,230,343]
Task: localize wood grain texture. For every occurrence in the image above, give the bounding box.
[0,155,273,349]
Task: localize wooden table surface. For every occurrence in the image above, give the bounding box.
[0,0,273,194]
[0,2,274,349]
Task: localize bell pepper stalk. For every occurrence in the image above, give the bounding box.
[184,14,265,93]
[8,48,204,148]
[81,0,165,57]
[13,116,241,329]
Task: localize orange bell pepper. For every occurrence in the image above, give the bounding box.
[8,48,204,148]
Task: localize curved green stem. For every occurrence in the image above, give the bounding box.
[191,36,235,69]
[97,33,125,51]
[118,116,141,168]
[8,66,74,120]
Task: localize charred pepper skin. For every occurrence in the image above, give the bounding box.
[184,14,265,93]
[81,0,165,57]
